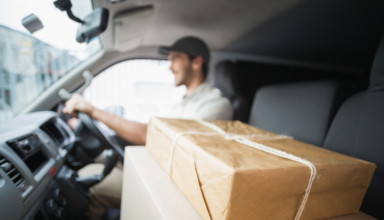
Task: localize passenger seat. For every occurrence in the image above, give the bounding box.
[323,34,384,219]
[248,80,343,146]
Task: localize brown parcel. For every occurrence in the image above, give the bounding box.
[146,117,376,220]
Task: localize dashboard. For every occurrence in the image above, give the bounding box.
[0,111,76,220]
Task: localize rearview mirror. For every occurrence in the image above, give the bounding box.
[76,8,109,43]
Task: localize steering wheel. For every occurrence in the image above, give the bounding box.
[78,112,125,161]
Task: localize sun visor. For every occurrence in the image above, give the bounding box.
[113,5,154,51]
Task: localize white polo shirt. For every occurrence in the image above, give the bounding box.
[161,82,233,120]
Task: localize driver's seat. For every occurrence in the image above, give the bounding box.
[212,60,250,122]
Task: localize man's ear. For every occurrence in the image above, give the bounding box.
[192,56,204,70]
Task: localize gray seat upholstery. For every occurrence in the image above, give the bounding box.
[323,34,384,219]
[212,61,250,122]
[248,80,342,146]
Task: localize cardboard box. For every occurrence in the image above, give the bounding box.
[146,117,376,220]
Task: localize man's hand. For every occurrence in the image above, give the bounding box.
[63,94,148,145]
[63,94,95,117]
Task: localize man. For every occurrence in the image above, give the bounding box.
[63,36,233,219]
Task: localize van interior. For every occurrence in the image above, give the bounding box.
[0,0,383,219]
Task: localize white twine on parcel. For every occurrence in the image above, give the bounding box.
[167,120,317,220]
[167,131,217,174]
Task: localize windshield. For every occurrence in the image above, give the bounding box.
[0,0,101,122]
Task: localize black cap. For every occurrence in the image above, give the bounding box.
[159,36,210,64]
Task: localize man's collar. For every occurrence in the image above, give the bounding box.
[183,81,209,99]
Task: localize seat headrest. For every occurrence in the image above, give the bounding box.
[249,80,342,146]
[369,33,384,92]
[212,61,240,98]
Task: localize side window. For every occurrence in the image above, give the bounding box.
[83,59,185,123]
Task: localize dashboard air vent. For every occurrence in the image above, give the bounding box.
[40,118,66,147]
[0,155,26,192]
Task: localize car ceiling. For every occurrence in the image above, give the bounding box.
[92,0,384,73]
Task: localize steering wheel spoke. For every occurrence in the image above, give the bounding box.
[78,112,125,161]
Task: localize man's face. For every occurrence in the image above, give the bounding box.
[168,51,194,87]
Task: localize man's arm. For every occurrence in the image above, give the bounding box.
[63,94,147,145]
